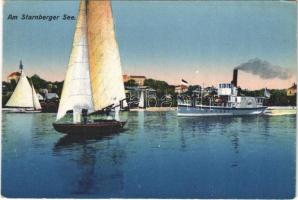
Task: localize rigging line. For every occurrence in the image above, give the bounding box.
[65,94,92,97]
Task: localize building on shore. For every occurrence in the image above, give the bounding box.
[125,85,157,108]
[45,93,59,101]
[123,75,146,86]
[175,85,188,94]
[7,72,21,83]
[287,83,297,96]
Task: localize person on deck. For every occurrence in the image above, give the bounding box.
[82,109,88,124]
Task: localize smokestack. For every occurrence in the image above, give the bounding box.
[231,69,238,87]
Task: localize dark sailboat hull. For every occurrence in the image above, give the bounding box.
[52,120,126,135]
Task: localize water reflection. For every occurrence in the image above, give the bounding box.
[2,113,35,155]
[54,132,121,148]
[32,113,56,135]
[138,111,144,131]
[53,131,126,196]
[177,116,265,168]
[178,116,234,131]
[73,144,96,194]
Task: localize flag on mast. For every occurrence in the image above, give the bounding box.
[181,79,189,86]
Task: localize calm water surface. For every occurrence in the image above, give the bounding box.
[2,111,296,198]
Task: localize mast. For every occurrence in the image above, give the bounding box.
[56,0,93,121]
[87,0,126,111]
[19,60,23,72]
[201,83,204,105]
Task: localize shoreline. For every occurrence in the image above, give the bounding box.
[264,106,296,116]
[129,107,176,112]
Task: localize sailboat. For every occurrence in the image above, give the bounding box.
[52,0,127,134]
[138,90,145,109]
[4,61,42,113]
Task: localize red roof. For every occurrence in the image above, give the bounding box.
[8,72,21,78]
[288,83,297,90]
[130,75,146,78]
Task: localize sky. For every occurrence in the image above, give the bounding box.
[2,0,297,89]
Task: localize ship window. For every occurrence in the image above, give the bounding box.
[228,84,231,88]
[223,84,226,88]
[219,84,222,88]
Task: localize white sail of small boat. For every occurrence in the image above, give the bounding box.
[5,61,41,112]
[138,91,145,108]
[55,0,126,124]
[264,88,271,98]
[32,83,42,110]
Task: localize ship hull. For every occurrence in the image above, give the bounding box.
[2,108,41,113]
[177,105,267,117]
[53,120,126,135]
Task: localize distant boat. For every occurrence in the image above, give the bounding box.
[53,0,127,134]
[138,90,145,109]
[177,69,267,116]
[4,61,41,113]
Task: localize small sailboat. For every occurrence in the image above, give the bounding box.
[4,61,42,113]
[53,0,127,134]
[138,90,145,109]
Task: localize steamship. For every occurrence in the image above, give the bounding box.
[177,69,267,116]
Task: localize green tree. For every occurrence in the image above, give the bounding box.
[2,93,12,107]
[52,81,64,97]
[9,80,17,91]
[124,79,138,87]
[268,89,288,106]
[30,74,47,89]
[144,78,175,99]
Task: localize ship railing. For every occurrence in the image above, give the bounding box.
[177,95,192,106]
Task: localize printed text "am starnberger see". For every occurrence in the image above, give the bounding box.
[7,14,76,21]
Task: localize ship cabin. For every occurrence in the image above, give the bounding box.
[217,82,264,108]
[218,83,237,96]
[177,69,266,110]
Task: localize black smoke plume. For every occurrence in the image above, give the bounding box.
[235,58,291,80]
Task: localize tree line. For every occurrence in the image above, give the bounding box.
[2,74,296,107]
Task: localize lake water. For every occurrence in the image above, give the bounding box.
[2,112,296,198]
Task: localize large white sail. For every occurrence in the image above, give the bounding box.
[87,1,126,111]
[6,70,34,108]
[32,83,41,110]
[56,0,93,121]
